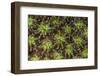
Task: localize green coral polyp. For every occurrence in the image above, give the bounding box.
[38,23,50,36]
[82,48,88,58]
[40,39,53,51]
[53,52,63,59]
[65,44,74,58]
[75,21,84,29]
[28,35,36,46]
[52,16,60,25]
[28,17,33,27]
[55,32,65,45]
[64,25,72,33]
[74,36,83,47]
[30,55,40,61]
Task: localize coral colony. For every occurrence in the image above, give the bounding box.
[28,15,88,61]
